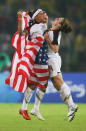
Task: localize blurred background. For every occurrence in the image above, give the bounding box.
[0,0,86,103]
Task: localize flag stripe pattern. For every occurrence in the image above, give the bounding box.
[28,64,49,88]
[5,52,28,92]
[18,37,44,84]
[6,34,44,92]
[5,12,47,92]
[12,11,31,57]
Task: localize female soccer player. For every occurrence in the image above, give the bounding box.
[31,18,78,122]
[19,9,49,120]
[6,9,49,120]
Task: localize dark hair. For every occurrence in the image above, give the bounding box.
[27,9,37,18]
[60,19,72,33]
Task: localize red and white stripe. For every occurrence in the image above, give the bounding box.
[28,64,49,88]
[5,52,19,86]
[12,32,28,57]
[18,38,44,83]
[6,37,44,93]
[12,11,31,57]
[5,11,45,92]
[5,52,28,93]
[17,11,31,31]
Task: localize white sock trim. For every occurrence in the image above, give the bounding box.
[59,82,74,108]
[21,98,28,110]
[59,83,70,100]
[34,88,45,111]
[36,88,45,100]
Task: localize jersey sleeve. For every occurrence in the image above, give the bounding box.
[48,30,62,45]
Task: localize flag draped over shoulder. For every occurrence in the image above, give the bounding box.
[12,32,28,58]
[18,37,44,82]
[12,12,31,57]
[6,38,44,93]
[5,12,45,93]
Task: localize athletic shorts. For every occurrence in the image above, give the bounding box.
[48,53,61,77]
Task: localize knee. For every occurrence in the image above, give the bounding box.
[28,84,36,90]
[51,76,64,91]
[39,88,46,92]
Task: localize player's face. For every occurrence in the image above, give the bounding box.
[35,11,48,24]
[43,12,48,24]
[52,18,64,29]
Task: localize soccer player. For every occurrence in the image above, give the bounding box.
[5,9,49,120]
[31,18,78,122]
[13,9,48,93]
[19,10,49,121]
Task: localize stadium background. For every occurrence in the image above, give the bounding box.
[0,0,86,131]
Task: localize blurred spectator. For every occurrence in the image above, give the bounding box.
[72,34,86,71]
[0,53,11,73]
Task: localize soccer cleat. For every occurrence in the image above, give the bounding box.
[68,104,78,122]
[30,108,45,121]
[68,114,75,122]
[19,109,31,120]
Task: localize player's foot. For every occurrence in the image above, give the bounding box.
[19,109,31,120]
[30,108,45,120]
[68,104,78,122]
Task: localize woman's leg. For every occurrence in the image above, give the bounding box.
[19,84,36,120]
[31,84,48,120]
[51,74,78,121]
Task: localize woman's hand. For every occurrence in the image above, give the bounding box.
[17,11,22,18]
[50,25,59,31]
[50,18,64,31]
[44,32,50,41]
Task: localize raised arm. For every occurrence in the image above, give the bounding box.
[17,11,29,35]
[17,11,23,35]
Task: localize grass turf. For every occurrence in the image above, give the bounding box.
[0,104,86,131]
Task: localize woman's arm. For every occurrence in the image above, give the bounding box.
[44,32,59,53]
[17,11,28,35]
[17,11,23,35]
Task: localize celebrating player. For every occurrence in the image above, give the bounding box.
[31,18,78,122]
[19,10,49,120]
[5,9,49,120]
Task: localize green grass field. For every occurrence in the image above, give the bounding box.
[0,104,86,131]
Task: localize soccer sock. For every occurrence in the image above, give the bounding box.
[59,83,74,108]
[34,88,45,111]
[21,88,34,110]
[25,87,34,103]
[21,97,28,110]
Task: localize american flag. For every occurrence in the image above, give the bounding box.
[5,52,27,92]
[6,38,44,92]
[5,12,46,92]
[28,40,49,88]
[28,64,49,88]
[12,11,31,57]
[35,40,48,65]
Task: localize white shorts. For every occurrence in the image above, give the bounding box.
[48,53,61,77]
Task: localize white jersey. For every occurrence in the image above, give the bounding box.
[47,30,62,77]
[47,30,61,56]
[30,23,47,43]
